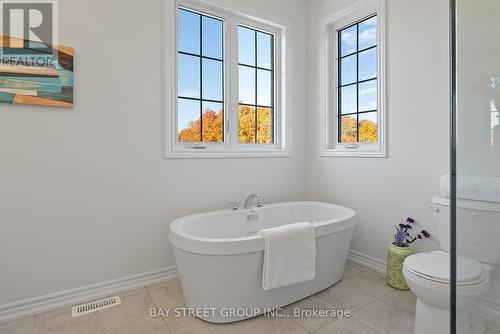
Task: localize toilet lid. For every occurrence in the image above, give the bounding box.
[404,251,483,283]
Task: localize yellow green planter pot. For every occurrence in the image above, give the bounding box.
[386,243,414,290]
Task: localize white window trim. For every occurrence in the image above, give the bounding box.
[165,0,291,158]
[318,0,386,158]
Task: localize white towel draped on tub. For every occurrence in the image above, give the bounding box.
[257,222,316,291]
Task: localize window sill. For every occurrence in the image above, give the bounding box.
[166,149,291,159]
[320,148,387,158]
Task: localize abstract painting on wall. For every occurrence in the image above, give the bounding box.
[0,35,73,108]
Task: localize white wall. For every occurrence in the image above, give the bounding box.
[306,0,450,261]
[0,0,308,305]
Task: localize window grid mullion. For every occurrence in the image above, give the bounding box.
[236,26,276,145]
[199,14,203,142]
[239,102,273,109]
[339,44,377,60]
[173,5,288,155]
[356,23,359,142]
[337,23,342,143]
[254,30,258,143]
[271,34,275,143]
[337,15,378,145]
[221,17,225,142]
[179,50,222,62]
[238,62,272,72]
[177,7,282,149]
[340,109,377,117]
[340,77,377,88]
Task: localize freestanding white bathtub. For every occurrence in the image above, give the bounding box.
[168,201,356,323]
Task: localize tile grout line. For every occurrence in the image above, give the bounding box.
[374,297,416,318]
[352,297,416,334]
[145,284,176,334]
[309,316,341,334]
[286,315,313,333]
[313,281,351,308]
[311,299,387,334]
[378,296,417,318]
[314,265,393,309]
[96,302,102,334]
[9,267,413,334]
[286,295,341,334]
[311,265,395,333]
[314,291,373,313]
[341,265,415,333]
[350,299,388,334]
[342,269,397,300]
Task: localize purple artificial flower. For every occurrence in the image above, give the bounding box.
[393,217,430,247]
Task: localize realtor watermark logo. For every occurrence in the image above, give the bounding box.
[149,307,352,320]
[0,0,58,56]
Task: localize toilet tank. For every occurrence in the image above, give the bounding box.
[432,196,500,264]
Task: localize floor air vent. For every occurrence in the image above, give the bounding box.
[72,296,121,317]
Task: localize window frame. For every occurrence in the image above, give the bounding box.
[176,6,227,147]
[230,17,283,152]
[236,25,275,146]
[319,0,386,157]
[166,0,290,158]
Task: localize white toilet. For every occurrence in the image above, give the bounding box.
[403,196,500,334]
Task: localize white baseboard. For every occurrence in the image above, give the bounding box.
[0,250,385,323]
[0,266,178,323]
[348,249,387,274]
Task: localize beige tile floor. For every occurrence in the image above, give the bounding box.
[0,262,416,334]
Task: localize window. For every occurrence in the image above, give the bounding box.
[177,9,224,143]
[238,26,274,144]
[319,0,386,157]
[338,16,377,144]
[166,0,289,158]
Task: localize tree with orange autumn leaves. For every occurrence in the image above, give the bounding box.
[178,107,376,144]
[340,116,378,143]
[178,105,273,144]
[178,109,224,142]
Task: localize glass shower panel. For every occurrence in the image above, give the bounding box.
[455,1,500,333]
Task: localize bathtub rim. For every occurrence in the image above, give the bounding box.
[169,201,356,256]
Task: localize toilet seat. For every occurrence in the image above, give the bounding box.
[403,251,492,334]
[404,251,485,286]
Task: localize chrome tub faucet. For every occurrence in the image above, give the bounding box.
[244,193,263,210]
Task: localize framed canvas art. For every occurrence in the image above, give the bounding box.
[0,35,73,108]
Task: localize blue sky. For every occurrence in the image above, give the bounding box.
[340,16,377,56]
[178,9,223,130]
[238,66,272,106]
[339,16,378,116]
[178,99,199,130]
[238,26,272,69]
[177,9,274,131]
[238,26,273,107]
[177,9,377,131]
